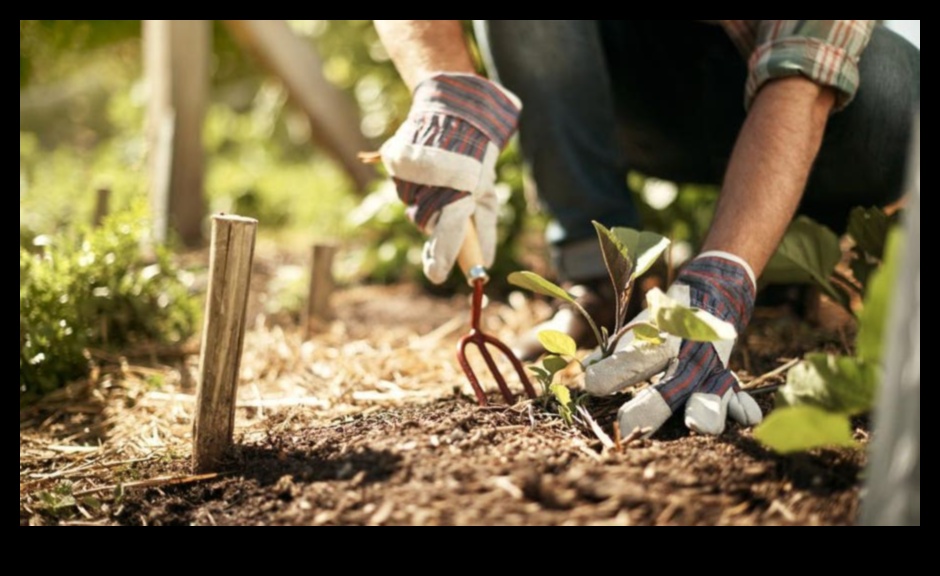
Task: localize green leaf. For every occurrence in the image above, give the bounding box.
[779,353,877,415]
[646,288,736,342]
[753,405,856,454]
[507,271,575,304]
[857,229,902,365]
[508,270,605,351]
[542,355,569,375]
[593,221,634,299]
[847,206,890,260]
[550,382,572,407]
[610,227,671,278]
[632,321,664,344]
[761,216,846,306]
[537,330,577,357]
[550,383,574,424]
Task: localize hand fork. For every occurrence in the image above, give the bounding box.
[456,223,537,406]
[355,151,535,405]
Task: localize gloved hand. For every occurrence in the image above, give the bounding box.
[380,73,521,284]
[584,252,763,437]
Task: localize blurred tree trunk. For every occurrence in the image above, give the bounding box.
[224,20,375,192]
[144,20,209,247]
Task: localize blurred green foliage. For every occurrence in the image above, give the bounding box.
[25,21,741,304]
[20,207,199,403]
[628,173,719,253]
[20,20,381,245]
[20,20,140,88]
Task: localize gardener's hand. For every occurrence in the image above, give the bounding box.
[379,73,521,284]
[584,252,763,437]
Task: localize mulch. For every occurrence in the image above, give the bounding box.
[20,259,866,525]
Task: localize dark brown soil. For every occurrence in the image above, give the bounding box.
[20,254,866,526]
[112,397,864,526]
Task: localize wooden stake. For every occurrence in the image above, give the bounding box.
[192,215,257,472]
[92,187,110,227]
[304,243,337,334]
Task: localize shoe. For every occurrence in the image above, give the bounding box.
[511,278,617,362]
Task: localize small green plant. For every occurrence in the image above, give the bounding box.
[847,206,895,289]
[36,482,78,518]
[509,221,734,359]
[510,221,736,419]
[20,206,199,403]
[527,332,578,423]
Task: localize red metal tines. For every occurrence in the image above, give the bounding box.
[456,278,537,406]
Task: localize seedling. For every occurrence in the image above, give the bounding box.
[509,221,736,420]
[509,221,735,360]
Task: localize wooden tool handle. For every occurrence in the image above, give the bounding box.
[358,151,381,164]
[457,221,489,283]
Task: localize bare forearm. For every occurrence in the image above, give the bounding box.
[703,77,836,277]
[374,20,475,90]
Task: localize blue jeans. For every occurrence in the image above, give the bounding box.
[473,20,920,281]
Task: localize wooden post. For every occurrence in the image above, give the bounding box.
[92,187,110,227]
[223,20,375,192]
[143,20,210,247]
[304,243,337,334]
[192,215,258,472]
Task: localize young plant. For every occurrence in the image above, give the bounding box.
[508,221,734,361]
[511,222,736,425]
[527,331,579,424]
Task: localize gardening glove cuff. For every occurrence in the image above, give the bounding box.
[678,251,756,333]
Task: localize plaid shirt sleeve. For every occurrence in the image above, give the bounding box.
[720,20,876,111]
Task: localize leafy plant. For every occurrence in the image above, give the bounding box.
[20,206,199,403]
[35,482,78,518]
[762,216,847,307]
[754,228,903,453]
[761,209,895,314]
[508,221,733,360]
[512,221,736,423]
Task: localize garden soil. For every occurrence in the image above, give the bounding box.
[20,253,865,526]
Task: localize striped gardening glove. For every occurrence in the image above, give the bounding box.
[584,252,763,437]
[380,73,521,284]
